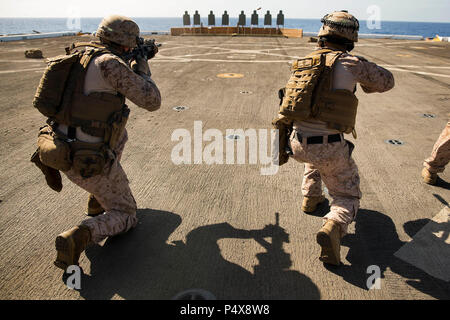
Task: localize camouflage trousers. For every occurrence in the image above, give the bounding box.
[63,130,138,244]
[289,132,362,236]
[423,121,450,173]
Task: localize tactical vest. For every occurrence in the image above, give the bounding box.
[279,49,358,134]
[33,42,129,148]
[33,42,130,178]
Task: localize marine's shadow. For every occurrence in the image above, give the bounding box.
[78,209,320,300]
[325,209,449,299]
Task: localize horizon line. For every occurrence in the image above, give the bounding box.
[0,16,449,24]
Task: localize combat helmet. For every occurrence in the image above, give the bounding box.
[318,10,359,42]
[95,15,140,48]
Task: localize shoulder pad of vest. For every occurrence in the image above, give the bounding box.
[292,50,331,71]
[305,49,344,68]
[65,42,109,55]
[325,51,345,67]
[292,57,321,71]
[310,48,334,56]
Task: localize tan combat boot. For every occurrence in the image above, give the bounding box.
[86,194,105,217]
[302,195,326,213]
[316,220,341,266]
[422,167,437,185]
[54,225,91,270]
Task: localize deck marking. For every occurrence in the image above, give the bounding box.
[156,44,450,78]
[217,73,244,79]
[394,206,450,282]
[153,58,292,63]
[0,59,46,63]
[380,65,450,69]
[0,67,45,74]
[226,56,256,59]
[356,41,425,46]
[386,68,450,78]
[160,44,303,61]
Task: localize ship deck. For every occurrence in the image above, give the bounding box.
[0,34,449,300]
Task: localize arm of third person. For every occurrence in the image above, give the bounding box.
[340,55,395,94]
[96,53,161,111]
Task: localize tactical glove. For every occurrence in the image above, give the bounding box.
[131,56,151,77]
[145,42,158,60]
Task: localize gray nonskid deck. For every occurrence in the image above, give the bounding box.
[0,35,448,300]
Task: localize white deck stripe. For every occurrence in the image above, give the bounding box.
[387,67,450,78]
[394,206,450,282]
[0,67,45,74]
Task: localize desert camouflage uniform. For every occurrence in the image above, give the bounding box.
[423,121,450,174]
[63,51,161,244]
[290,52,394,236]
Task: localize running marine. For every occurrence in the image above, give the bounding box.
[273,10,395,265]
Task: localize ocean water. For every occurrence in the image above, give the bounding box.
[0,17,449,38]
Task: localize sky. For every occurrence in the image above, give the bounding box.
[0,0,449,23]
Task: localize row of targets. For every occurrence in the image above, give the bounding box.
[183,10,285,27]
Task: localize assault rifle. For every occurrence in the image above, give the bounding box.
[124,37,161,61]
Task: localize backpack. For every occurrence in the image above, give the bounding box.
[32,51,81,118]
[32,42,111,118]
